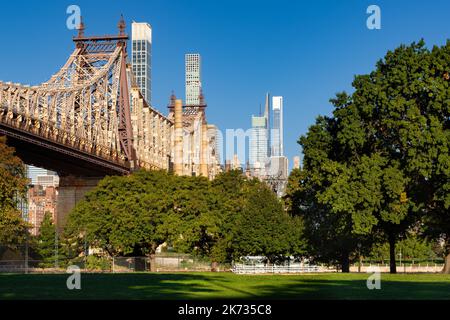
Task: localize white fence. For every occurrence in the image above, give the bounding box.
[232,264,320,274]
[350,264,444,273]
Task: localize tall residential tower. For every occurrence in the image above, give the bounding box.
[185,54,202,105]
[131,22,152,104]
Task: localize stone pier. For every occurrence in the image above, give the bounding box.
[56,176,102,232]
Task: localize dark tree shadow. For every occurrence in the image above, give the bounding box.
[0,273,449,300]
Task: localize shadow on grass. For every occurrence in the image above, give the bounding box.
[0,273,234,300]
[251,278,450,300]
[0,273,449,300]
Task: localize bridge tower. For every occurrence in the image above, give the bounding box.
[57,17,138,229]
[0,17,140,230]
[167,90,210,177]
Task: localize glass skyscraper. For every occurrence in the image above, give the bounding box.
[249,93,270,174]
[185,54,201,105]
[248,93,287,195]
[249,115,269,172]
[271,96,283,157]
[131,22,152,105]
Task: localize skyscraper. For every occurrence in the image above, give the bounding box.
[268,95,288,197]
[249,93,270,175]
[185,54,201,105]
[131,22,152,104]
[249,115,268,171]
[271,96,284,157]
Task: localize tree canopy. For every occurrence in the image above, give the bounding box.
[285,40,450,273]
[0,136,30,251]
[65,169,305,264]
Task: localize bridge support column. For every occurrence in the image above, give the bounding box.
[56,176,102,232]
[200,121,208,177]
[174,99,184,175]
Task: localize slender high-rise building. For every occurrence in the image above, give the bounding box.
[249,115,269,172]
[249,93,270,175]
[264,93,271,157]
[185,54,201,105]
[131,22,152,104]
[267,95,288,197]
[271,96,283,156]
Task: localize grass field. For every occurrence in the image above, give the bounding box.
[0,272,449,300]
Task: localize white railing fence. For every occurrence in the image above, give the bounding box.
[232,264,320,274]
[349,264,444,273]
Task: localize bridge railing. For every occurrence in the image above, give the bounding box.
[0,104,129,168]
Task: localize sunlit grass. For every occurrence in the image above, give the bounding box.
[0,272,449,300]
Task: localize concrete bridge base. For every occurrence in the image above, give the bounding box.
[56,176,102,232]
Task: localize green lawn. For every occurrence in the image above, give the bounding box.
[0,272,449,300]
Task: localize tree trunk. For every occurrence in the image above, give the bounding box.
[443,241,450,274]
[149,243,158,272]
[149,254,156,272]
[388,232,397,274]
[358,255,362,273]
[341,253,350,273]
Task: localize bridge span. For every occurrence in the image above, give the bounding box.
[0,18,174,228]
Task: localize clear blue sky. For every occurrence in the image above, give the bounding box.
[0,0,449,168]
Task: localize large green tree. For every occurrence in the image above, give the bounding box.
[287,40,450,273]
[284,127,370,272]
[64,170,174,258]
[207,170,248,263]
[160,173,215,257]
[65,169,306,267]
[36,212,64,267]
[0,136,30,254]
[232,179,305,263]
[329,40,450,273]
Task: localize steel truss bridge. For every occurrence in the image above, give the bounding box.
[0,18,172,178]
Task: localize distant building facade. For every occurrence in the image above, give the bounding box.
[27,185,58,236]
[207,124,222,176]
[132,22,152,104]
[24,165,59,233]
[27,166,56,185]
[232,154,242,171]
[36,175,60,188]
